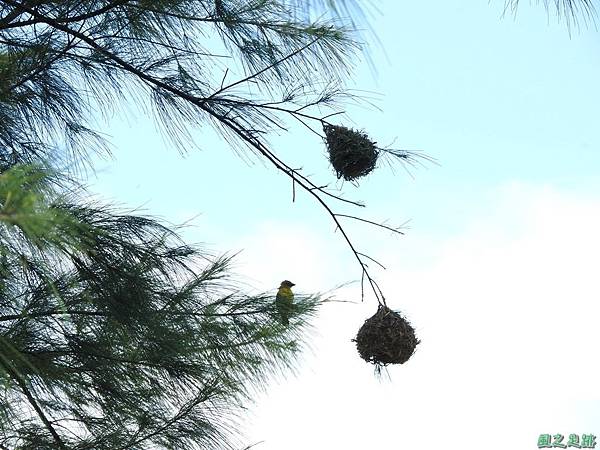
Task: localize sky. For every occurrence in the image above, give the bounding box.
[86,1,600,449]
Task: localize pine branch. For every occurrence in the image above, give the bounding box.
[0,350,67,449]
[503,0,597,28]
[54,0,133,24]
[0,310,108,321]
[1,2,390,304]
[115,389,214,450]
[0,0,42,28]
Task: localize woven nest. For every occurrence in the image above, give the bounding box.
[323,124,378,181]
[355,305,419,367]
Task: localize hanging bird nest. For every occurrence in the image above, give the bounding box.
[354,305,419,368]
[323,124,379,182]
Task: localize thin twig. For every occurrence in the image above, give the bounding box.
[335,213,406,235]
[357,252,386,270]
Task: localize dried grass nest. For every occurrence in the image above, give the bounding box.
[355,305,419,367]
[323,124,379,182]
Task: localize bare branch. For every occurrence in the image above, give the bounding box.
[335,213,406,235]
[208,38,320,98]
[357,251,386,270]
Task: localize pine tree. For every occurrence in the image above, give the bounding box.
[0,0,427,302]
[0,1,368,448]
[0,161,324,449]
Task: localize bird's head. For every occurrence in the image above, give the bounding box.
[280,280,295,288]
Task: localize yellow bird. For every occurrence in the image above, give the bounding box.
[275,280,295,325]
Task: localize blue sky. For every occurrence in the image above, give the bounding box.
[87,1,600,449]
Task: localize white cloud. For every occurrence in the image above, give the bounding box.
[242,183,600,450]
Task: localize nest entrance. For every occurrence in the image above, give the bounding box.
[323,124,378,182]
[355,305,419,368]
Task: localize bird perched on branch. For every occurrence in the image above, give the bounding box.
[275,280,295,325]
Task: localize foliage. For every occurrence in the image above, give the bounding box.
[0,162,320,449]
[0,1,350,447]
[504,0,597,28]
